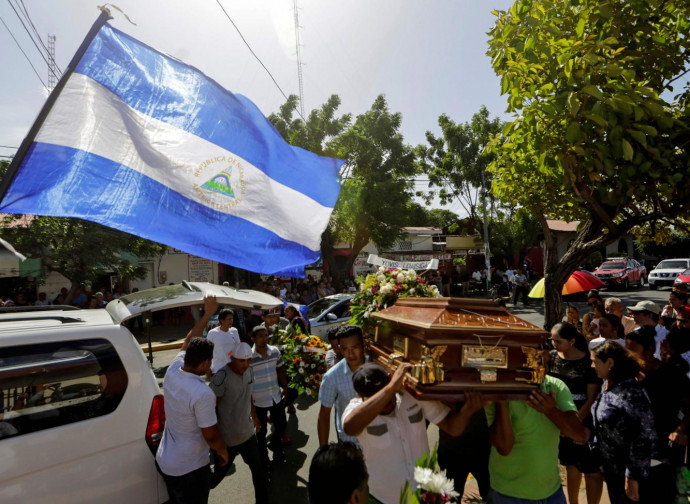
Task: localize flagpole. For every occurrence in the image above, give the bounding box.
[0,7,113,204]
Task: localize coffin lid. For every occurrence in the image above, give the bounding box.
[370,297,547,336]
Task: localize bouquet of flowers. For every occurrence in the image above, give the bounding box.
[350,267,441,329]
[400,444,459,504]
[273,328,329,397]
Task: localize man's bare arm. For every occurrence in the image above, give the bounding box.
[489,401,514,456]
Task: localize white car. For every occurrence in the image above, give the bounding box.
[647,258,690,289]
[0,282,281,504]
[307,294,354,338]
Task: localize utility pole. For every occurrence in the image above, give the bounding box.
[481,170,491,293]
[47,34,57,91]
[293,0,305,119]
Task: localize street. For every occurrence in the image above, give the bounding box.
[146,286,671,504]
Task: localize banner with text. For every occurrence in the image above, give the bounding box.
[367,254,438,271]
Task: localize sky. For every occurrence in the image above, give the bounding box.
[0,0,516,216]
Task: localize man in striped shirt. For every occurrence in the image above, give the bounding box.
[250,325,289,469]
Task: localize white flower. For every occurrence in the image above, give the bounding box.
[414,467,433,487]
[305,389,313,396]
[310,363,315,369]
[377,274,386,283]
[425,470,459,498]
[298,367,305,374]
[409,288,415,295]
[378,266,386,272]
[380,284,392,295]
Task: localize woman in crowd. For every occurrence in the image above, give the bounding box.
[565,306,583,333]
[661,286,688,330]
[590,341,658,504]
[583,291,605,340]
[625,327,688,504]
[548,323,603,504]
[589,313,626,350]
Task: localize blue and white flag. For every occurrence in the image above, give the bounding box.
[0,23,343,276]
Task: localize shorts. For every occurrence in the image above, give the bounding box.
[558,436,601,474]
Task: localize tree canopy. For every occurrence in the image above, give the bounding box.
[487,0,690,327]
[270,94,418,284]
[417,106,503,223]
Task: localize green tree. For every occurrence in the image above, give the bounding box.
[270,95,418,286]
[326,95,418,284]
[489,211,541,267]
[417,106,503,223]
[487,0,690,327]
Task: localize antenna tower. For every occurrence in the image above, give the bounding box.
[293,0,305,119]
[47,34,57,91]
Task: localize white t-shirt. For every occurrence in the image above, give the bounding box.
[655,324,669,358]
[342,391,449,504]
[156,352,218,476]
[207,326,240,373]
[472,271,482,282]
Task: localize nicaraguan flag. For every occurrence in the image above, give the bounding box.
[0,23,343,276]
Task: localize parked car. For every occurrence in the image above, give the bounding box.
[675,268,690,290]
[592,257,646,290]
[648,258,690,289]
[307,294,354,338]
[0,282,281,504]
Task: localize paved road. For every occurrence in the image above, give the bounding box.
[146,287,669,503]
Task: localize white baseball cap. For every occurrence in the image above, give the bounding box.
[232,342,253,360]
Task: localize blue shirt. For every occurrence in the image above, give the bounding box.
[318,358,362,444]
[591,378,658,480]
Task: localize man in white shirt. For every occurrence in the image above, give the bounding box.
[342,363,484,504]
[156,296,229,504]
[206,309,240,375]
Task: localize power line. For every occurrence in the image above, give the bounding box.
[0,14,47,89]
[17,0,61,75]
[214,0,305,121]
[6,0,61,82]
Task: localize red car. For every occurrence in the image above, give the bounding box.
[593,258,646,290]
[674,268,690,290]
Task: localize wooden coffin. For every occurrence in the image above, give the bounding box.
[369,297,548,400]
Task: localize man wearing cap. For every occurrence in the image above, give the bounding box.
[628,300,668,357]
[250,325,289,468]
[342,362,485,504]
[210,342,267,504]
[206,309,241,375]
[318,325,367,447]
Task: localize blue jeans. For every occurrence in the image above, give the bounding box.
[488,487,566,504]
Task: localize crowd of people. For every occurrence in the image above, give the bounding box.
[155,285,689,504]
[5,276,689,504]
